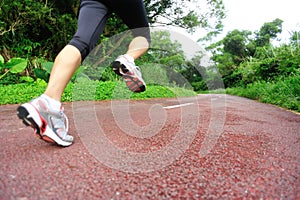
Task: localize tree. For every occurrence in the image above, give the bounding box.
[223,30,254,62]
[0,0,77,60]
[1,0,226,61]
[145,30,187,86]
[206,18,286,88]
[290,30,300,47]
[145,0,225,34]
[254,18,283,47]
[181,54,209,91]
[206,29,254,87]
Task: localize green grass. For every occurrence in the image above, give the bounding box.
[0,79,48,105]
[2,76,299,113]
[0,79,197,105]
[226,75,300,112]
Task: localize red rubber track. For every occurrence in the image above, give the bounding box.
[0,95,299,199]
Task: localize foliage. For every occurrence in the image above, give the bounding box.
[2,1,299,113]
[33,61,54,82]
[236,44,300,85]
[145,0,225,35]
[226,75,300,112]
[0,0,225,93]
[222,30,254,62]
[139,63,170,86]
[205,18,299,112]
[0,79,47,105]
[77,30,207,91]
[206,18,295,88]
[255,18,283,47]
[0,0,77,60]
[0,79,196,105]
[290,30,300,47]
[0,55,30,84]
[0,55,55,84]
[1,0,225,62]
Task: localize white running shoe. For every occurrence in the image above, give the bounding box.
[17,95,73,147]
[112,55,146,92]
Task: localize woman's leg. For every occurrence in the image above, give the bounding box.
[45,0,110,101]
[112,0,151,60]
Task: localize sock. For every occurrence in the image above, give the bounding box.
[41,94,61,110]
[123,54,135,63]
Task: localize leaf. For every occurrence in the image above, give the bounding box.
[34,68,49,82]
[41,62,54,74]
[20,76,34,83]
[0,55,4,64]
[5,58,25,68]
[10,60,27,73]
[0,55,4,69]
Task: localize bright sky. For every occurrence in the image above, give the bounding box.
[220,0,300,43]
[157,0,300,62]
[167,0,300,44]
[171,0,300,44]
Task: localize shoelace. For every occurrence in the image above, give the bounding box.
[59,110,69,133]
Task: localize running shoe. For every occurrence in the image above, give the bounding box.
[17,95,73,147]
[112,55,146,92]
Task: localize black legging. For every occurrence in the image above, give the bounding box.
[69,0,150,60]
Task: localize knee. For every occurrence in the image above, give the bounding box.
[69,36,91,61]
[132,27,151,46]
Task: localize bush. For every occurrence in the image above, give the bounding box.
[226,75,300,112]
[0,79,196,105]
[0,0,77,60]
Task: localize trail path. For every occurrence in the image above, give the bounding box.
[0,94,299,199]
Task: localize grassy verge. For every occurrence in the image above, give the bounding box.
[226,75,300,112]
[0,79,196,105]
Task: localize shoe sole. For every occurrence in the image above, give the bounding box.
[17,103,72,147]
[112,61,146,93]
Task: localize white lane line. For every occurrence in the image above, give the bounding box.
[163,102,194,109]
